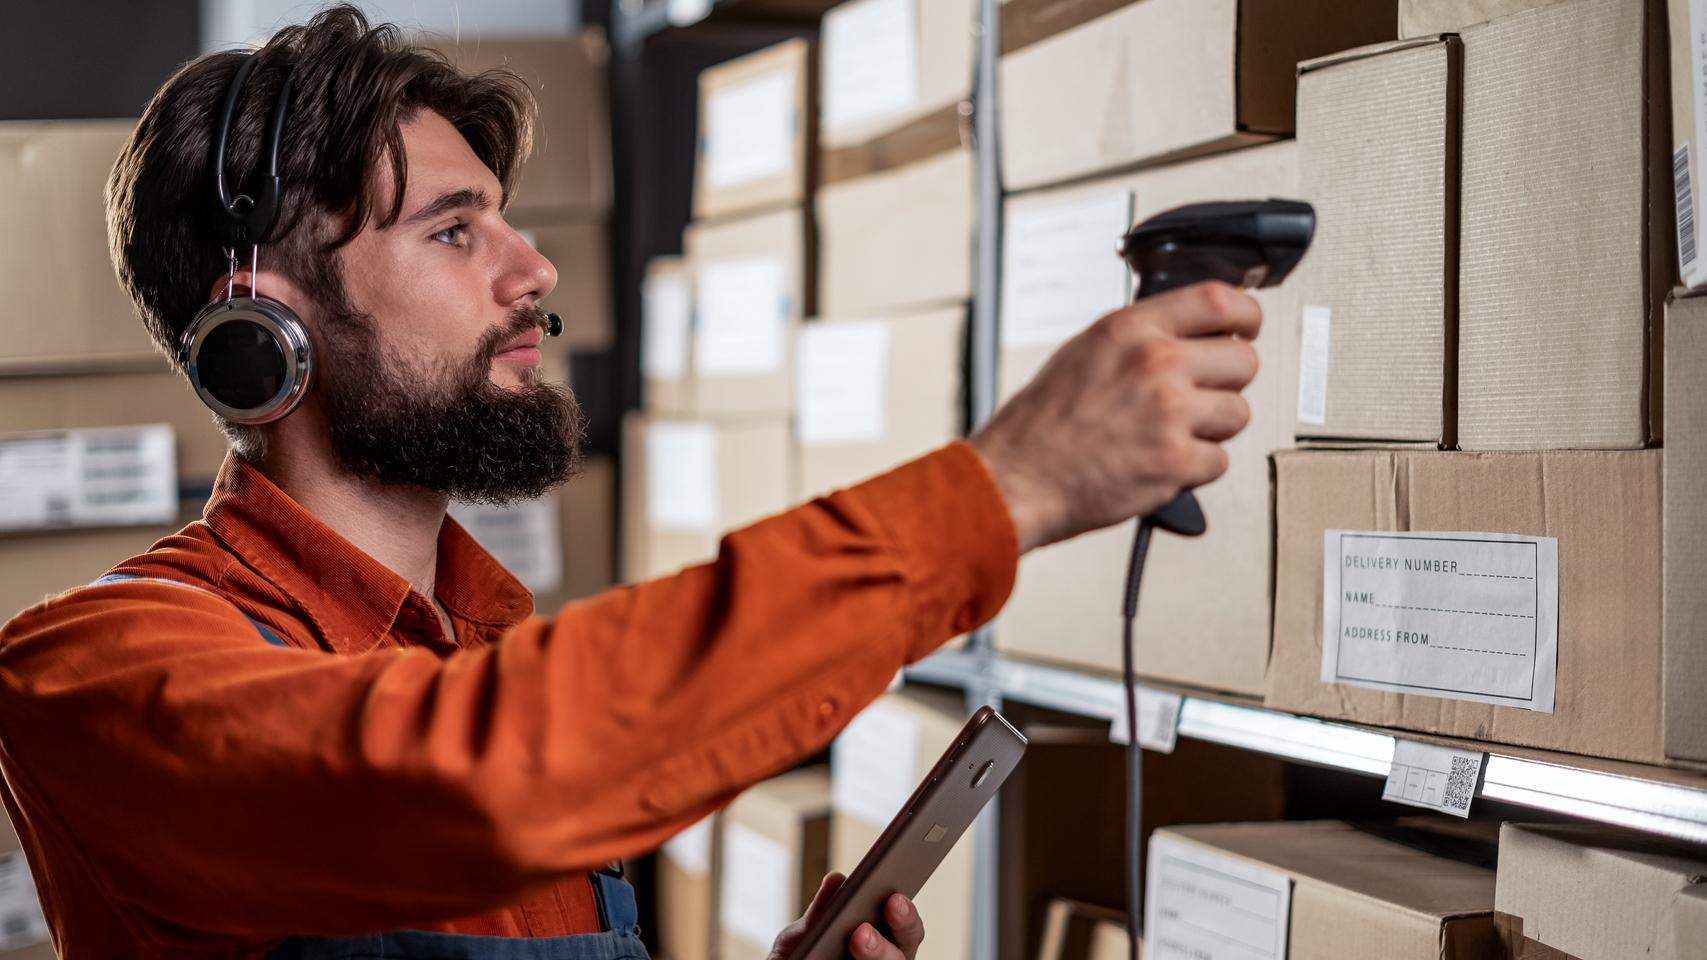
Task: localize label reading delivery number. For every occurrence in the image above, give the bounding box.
[1322,530,1558,712]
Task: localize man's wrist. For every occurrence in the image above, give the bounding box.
[965,435,1052,554]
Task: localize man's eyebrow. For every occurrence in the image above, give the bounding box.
[402,187,492,226]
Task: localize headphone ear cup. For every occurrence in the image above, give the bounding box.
[182,296,313,425]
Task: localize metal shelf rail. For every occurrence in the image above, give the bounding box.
[907,646,1707,846]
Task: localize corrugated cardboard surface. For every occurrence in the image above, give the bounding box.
[432,33,611,219]
[644,257,696,417]
[0,121,159,375]
[1664,294,1707,763]
[685,206,810,417]
[695,40,814,223]
[816,148,973,317]
[1267,448,1667,764]
[1457,0,1666,449]
[998,0,1394,192]
[993,141,1299,697]
[0,370,228,490]
[720,767,830,960]
[1495,823,1707,960]
[1295,38,1457,444]
[1672,885,1707,957]
[830,689,973,960]
[620,414,795,581]
[1401,0,1567,36]
[521,219,612,351]
[797,306,964,498]
[1161,820,1497,960]
[819,0,975,149]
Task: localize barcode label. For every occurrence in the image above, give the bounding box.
[1677,143,1698,273]
[1383,740,1484,818]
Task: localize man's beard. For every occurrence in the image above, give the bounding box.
[316,299,585,505]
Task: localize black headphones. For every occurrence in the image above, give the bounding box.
[179,54,564,426]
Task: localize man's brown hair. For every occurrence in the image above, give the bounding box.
[106,4,536,454]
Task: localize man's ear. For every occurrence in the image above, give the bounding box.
[202,266,310,317]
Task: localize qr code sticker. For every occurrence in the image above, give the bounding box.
[1442,754,1478,813]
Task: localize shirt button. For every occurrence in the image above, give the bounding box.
[817,699,838,728]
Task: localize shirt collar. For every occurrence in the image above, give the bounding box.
[203,455,534,654]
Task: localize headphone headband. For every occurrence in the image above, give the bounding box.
[210,55,293,249]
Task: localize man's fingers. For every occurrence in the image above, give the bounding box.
[849,922,909,960]
[1188,390,1251,443]
[1149,281,1263,339]
[883,895,925,958]
[1180,336,1259,390]
[1183,438,1232,489]
[802,873,846,926]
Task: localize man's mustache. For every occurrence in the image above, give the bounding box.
[474,305,551,366]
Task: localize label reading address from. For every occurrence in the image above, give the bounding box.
[1322,530,1558,712]
[1145,832,1291,960]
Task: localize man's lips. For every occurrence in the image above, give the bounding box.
[495,328,545,365]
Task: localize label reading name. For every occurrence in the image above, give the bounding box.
[1322,530,1558,712]
[1146,833,1292,960]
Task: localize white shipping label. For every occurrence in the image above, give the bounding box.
[642,271,692,381]
[1106,687,1184,754]
[697,256,787,376]
[832,700,922,826]
[0,853,47,952]
[1146,832,1292,960]
[663,816,715,876]
[1297,305,1330,426]
[821,0,919,135]
[448,497,564,593]
[645,421,720,533]
[1001,190,1133,349]
[668,0,713,26]
[1383,740,1484,818]
[720,823,794,947]
[797,321,890,446]
[705,70,795,190]
[1688,0,1707,285]
[0,424,177,532]
[1321,530,1559,712]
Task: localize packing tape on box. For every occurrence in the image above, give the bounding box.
[1000,0,1138,55]
[1493,913,1584,960]
[819,101,968,185]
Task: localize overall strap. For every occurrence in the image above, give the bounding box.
[88,573,289,648]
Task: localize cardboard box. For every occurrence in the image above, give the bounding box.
[1667,294,1707,767]
[1150,820,1496,960]
[685,207,809,418]
[621,414,795,581]
[796,306,963,498]
[719,767,831,960]
[830,689,975,960]
[1457,0,1667,448]
[998,727,1286,960]
[1670,0,1707,290]
[695,40,815,222]
[657,815,719,960]
[817,147,973,317]
[1494,823,1707,960]
[1294,37,1460,446]
[1401,0,1566,36]
[1,508,198,624]
[643,257,695,416]
[433,33,612,220]
[998,0,1395,192]
[992,141,1300,697]
[818,0,975,151]
[1267,448,1681,765]
[0,121,160,375]
[519,220,612,351]
[1036,900,1129,960]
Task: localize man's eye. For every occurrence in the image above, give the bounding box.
[433,224,467,246]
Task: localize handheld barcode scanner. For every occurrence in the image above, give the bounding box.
[1113,199,1314,955]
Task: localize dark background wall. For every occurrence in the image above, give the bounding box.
[0,1,201,120]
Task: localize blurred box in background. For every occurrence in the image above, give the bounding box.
[1455,0,1666,449]
[1400,0,1565,35]
[830,688,975,960]
[0,121,157,374]
[795,306,962,498]
[1148,820,1496,959]
[643,257,695,417]
[686,207,809,418]
[718,767,831,960]
[452,455,616,613]
[658,815,720,960]
[1495,822,1707,960]
[1293,37,1460,447]
[817,0,973,152]
[998,0,1395,192]
[1035,900,1129,960]
[993,141,1299,698]
[695,40,815,223]
[518,221,613,351]
[0,507,199,626]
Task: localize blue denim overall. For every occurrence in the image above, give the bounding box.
[88,576,651,960]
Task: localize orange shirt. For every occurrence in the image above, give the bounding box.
[0,443,1017,959]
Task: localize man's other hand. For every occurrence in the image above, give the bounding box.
[768,873,924,960]
[971,280,1263,552]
